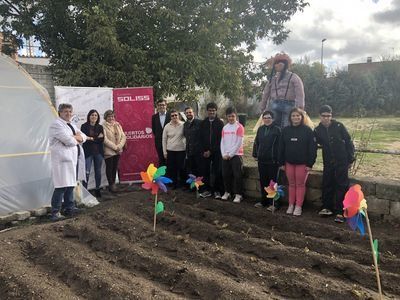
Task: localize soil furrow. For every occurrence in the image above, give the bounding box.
[23,229,180,299]
[157,194,400,274]
[0,235,82,300]
[86,209,382,299]
[104,196,399,296]
[60,219,280,300]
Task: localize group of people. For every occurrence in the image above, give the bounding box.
[48,104,126,221]
[253,105,355,222]
[152,101,245,203]
[48,52,355,224]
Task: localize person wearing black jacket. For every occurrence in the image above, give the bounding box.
[81,109,104,197]
[314,105,355,223]
[152,99,171,167]
[184,107,202,177]
[279,108,317,216]
[199,102,225,198]
[252,111,281,210]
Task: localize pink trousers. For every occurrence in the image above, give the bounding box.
[285,163,309,207]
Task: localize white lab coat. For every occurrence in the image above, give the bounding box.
[49,118,87,188]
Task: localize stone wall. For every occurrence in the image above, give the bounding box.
[19,62,55,102]
[243,166,400,220]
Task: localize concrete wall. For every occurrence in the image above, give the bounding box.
[243,166,400,220]
[19,62,55,102]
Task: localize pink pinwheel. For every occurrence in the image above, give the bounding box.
[140,164,172,195]
[186,174,204,190]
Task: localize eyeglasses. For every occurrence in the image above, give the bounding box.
[171,114,178,117]
[263,116,272,119]
[321,114,332,118]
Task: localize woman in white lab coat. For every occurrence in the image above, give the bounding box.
[49,103,86,221]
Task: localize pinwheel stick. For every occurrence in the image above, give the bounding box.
[364,210,383,299]
[153,193,158,232]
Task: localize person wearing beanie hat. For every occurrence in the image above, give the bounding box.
[319,105,332,115]
[259,52,305,129]
[314,105,355,223]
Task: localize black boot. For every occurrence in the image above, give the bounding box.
[95,189,102,198]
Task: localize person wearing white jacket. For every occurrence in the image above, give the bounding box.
[49,103,87,221]
[220,107,245,203]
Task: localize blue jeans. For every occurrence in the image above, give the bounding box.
[270,99,295,128]
[84,154,103,189]
[51,186,75,215]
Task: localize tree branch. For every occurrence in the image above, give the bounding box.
[1,0,21,15]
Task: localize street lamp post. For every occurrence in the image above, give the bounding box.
[321,38,327,71]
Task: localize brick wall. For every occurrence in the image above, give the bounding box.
[19,62,55,102]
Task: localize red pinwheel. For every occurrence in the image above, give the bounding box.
[343,184,382,298]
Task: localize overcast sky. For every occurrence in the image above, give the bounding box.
[253,0,400,70]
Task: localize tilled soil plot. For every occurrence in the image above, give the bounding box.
[1,189,400,299]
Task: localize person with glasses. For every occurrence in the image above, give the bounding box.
[49,103,87,221]
[259,52,305,128]
[252,110,281,211]
[162,109,186,189]
[152,99,171,167]
[314,105,355,223]
[198,102,225,199]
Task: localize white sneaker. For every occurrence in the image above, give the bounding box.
[221,192,231,200]
[233,194,243,203]
[293,205,302,216]
[286,204,295,214]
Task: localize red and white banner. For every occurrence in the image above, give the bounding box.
[113,87,157,182]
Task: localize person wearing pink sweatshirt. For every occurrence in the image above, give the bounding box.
[220,107,245,203]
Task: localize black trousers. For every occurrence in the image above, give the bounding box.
[156,145,166,167]
[185,153,203,177]
[105,155,120,186]
[222,155,243,195]
[167,150,186,188]
[201,152,224,194]
[322,163,350,214]
[258,162,279,206]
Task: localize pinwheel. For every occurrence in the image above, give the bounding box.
[264,180,284,213]
[140,163,172,231]
[343,184,367,235]
[343,184,382,299]
[186,174,204,198]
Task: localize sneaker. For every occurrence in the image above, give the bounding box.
[254,202,264,208]
[286,204,295,214]
[199,191,212,198]
[267,205,278,212]
[50,212,65,222]
[233,194,243,203]
[214,192,222,199]
[334,214,345,223]
[221,192,231,200]
[293,205,302,216]
[64,207,82,217]
[319,208,333,216]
